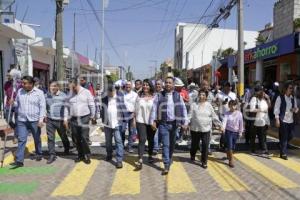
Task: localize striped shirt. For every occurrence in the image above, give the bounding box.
[46,91,68,120]
[15,87,46,122]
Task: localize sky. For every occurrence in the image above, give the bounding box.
[14,0,276,79]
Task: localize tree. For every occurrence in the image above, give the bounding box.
[106,73,119,84]
[221,47,236,57]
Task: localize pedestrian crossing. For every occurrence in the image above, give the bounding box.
[2,152,300,197]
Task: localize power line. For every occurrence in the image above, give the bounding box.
[79,0,98,56]
[183,0,216,50]
[86,0,126,66]
[185,0,237,53]
[68,0,166,13]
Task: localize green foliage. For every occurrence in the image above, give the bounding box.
[294,18,300,29]
[221,47,235,57]
[256,34,267,44]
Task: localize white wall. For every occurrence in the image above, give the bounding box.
[177,23,258,69]
[0,36,14,78]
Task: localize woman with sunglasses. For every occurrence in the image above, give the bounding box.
[134,79,156,169]
[189,89,222,169]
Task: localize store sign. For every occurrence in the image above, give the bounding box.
[243,34,295,64]
[245,44,278,63]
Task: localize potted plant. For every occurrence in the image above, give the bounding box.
[294,18,300,32]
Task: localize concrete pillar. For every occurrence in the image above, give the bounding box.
[256,59,263,82]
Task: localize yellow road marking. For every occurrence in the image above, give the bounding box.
[3,134,48,166]
[166,159,196,193]
[51,159,99,196]
[110,157,140,195]
[235,153,298,188]
[207,157,249,191]
[272,156,300,174]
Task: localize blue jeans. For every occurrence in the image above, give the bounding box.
[105,126,124,163]
[159,122,177,167]
[279,121,294,156]
[225,130,239,150]
[153,129,159,151]
[121,117,136,149]
[16,121,42,163]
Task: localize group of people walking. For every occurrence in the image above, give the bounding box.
[3,68,299,175]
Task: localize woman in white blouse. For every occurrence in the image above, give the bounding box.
[189,89,222,169]
[135,79,155,169]
[249,85,271,156]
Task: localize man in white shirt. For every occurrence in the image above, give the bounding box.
[101,86,127,168]
[67,78,96,165]
[123,81,138,153]
[274,82,299,160]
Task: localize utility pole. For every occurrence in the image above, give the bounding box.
[101,0,105,91]
[55,0,64,82]
[71,12,76,78]
[237,0,244,97]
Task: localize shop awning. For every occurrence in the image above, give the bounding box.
[0,20,35,39]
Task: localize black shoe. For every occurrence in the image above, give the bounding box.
[36,155,43,161]
[190,156,195,161]
[47,155,56,164]
[9,161,24,168]
[64,148,70,155]
[74,157,84,163]
[153,150,158,156]
[208,151,212,156]
[105,155,112,161]
[116,162,123,169]
[148,156,154,164]
[280,155,288,160]
[83,158,91,165]
[202,163,208,169]
[162,166,169,175]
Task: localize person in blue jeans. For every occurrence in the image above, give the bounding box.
[150,77,188,175]
[101,85,128,169]
[10,76,46,168]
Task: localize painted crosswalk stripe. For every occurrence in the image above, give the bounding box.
[207,157,249,191]
[271,156,300,174]
[110,156,140,195]
[0,166,56,175]
[51,159,99,196]
[235,153,298,188]
[0,182,38,194]
[165,158,196,193]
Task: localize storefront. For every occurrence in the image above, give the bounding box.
[222,33,297,88]
[32,60,50,87]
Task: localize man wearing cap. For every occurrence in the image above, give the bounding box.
[101,85,127,168]
[150,77,189,175]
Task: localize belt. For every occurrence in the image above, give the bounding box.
[159,120,176,125]
[71,114,90,120]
